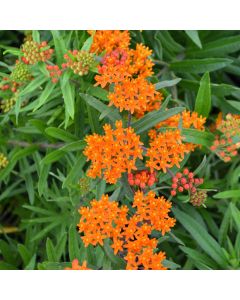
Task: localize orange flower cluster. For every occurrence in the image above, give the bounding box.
[108,77,163,114]
[93,30,162,116]
[210,113,240,162]
[146,130,189,173]
[65,259,91,270]
[83,121,143,184]
[79,194,128,247]
[156,110,206,131]
[78,191,175,270]
[89,30,130,54]
[21,41,54,65]
[149,110,206,152]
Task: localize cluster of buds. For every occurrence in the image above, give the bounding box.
[78,177,91,196]
[0,77,19,93]
[63,50,95,76]
[128,170,157,189]
[210,114,240,162]
[0,96,16,113]
[210,137,238,162]
[21,40,54,65]
[46,65,62,83]
[190,190,207,207]
[170,168,204,196]
[10,61,32,83]
[0,152,8,169]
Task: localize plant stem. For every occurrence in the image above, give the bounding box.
[7,140,64,149]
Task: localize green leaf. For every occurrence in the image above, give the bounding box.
[195,72,211,118]
[173,207,228,267]
[62,154,86,188]
[132,107,185,134]
[213,190,240,199]
[60,76,75,119]
[185,30,202,48]
[182,128,215,147]
[17,244,32,267]
[155,78,182,90]
[180,246,219,270]
[34,81,55,111]
[46,238,57,262]
[80,93,121,122]
[81,35,93,51]
[230,203,240,232]
[68,224,81,261]
[170,58,232,74]
[45,127,78,142]
[51,30,67,65]
[194,155,207,175]
[32,30,40,43]
[188,35,240,57]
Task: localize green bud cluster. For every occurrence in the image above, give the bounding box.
[65,50,95,76]
[0,152,8,169]
[190,190,207,207]
[0,96,16,113]
[10,62,32,83]
[78,177,91,196]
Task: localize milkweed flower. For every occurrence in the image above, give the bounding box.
[156,110,206,131]
[0,96,16,113]
[65,259,91,270]
[108,77,163,114]
[84,120,143,184]
[78,191,175,270]
[94,43,154,89]
[146,130,189,173]
[78,194,129,247]
[88,30,130,54]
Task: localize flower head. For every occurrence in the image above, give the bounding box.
[108,77,163,114]
[84,120,143,184]
[89,30,130,54]
[146,130,188,173]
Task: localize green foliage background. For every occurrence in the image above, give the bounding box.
[0,30,240,270]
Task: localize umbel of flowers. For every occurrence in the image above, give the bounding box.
[78,192,175,270]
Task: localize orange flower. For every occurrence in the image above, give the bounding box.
[89,30,130,54]
[78,194,128,247]
[108,77,163,114]
[78,191,175,270]
[128,43,154,78]
[84,120,143,184]
[65,259,91,270]
[146,129,188,173]
[156,110,206,131]
[132,191,176,235]
[94,43,154,89]
[95,49,130,88]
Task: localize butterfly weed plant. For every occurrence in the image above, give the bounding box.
[0,30,240,270]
